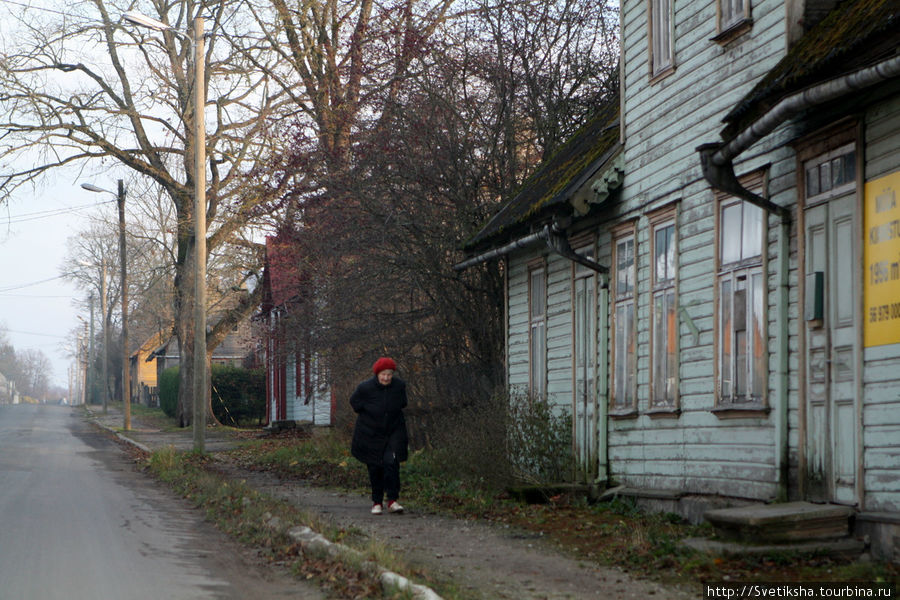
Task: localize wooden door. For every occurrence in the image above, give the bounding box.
[804,192,859,505]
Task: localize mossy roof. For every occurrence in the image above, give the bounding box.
[722,0,900,139]
[465,98,622,251]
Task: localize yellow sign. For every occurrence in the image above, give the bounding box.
[864,171,900,347]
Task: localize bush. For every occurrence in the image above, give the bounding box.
[157,364,266,426]
[429,389,572,489]
[158,365,180,418]
[210,364,266,426]
[506,391,572,484]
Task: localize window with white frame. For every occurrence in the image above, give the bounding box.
[718,196,766,406]
[651,214,678,409]
[529,262,547,399]
[612,229,636,411]
[650,0,673,77]
[718,0,750,33]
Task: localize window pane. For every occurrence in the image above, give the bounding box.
[721,203,742,264]
[625,303,635,405]
[720,278,732,400]
[742,202,763,260]
[652,290,678,407]
[820,160,832,193]
[734,278,747,398]
[531,269,545,316]
[842,151,856,183]
[617,238,634,296]
[666,290,677,404]
[531,323,545,397]
[653,292,666,403]
[751,273,766,399]
[655,224,675,283]
[806,166,819,197]
[615,305,626,406]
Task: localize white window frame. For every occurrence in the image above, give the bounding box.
[611,226,637,413]
[528,260,547,399]
[649,0,674,78]
[650,210,678,411]
[717,0,751,37]
[716,188,767,408]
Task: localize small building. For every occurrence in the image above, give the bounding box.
[257,234,334,427]
[130,332,165,407]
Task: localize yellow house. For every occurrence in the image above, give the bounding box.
[130,331,166,407]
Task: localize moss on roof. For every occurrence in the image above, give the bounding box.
[465,98,621,250]
[722,0,899,138]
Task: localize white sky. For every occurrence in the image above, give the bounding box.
[0,176,116,390]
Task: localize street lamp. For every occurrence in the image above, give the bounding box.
[81,180,130,431]
[124,11,208,452]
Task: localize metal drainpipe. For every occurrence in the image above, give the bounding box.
[776,220,790,501]
[595,274,610,486]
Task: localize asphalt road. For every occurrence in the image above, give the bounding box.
[0,404,324,600]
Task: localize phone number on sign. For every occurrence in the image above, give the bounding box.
[869,302,900,323]
[704,583,896,598]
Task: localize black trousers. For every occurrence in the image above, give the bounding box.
[367,451,400,504]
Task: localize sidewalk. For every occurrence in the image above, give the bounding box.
[86,405,698,599]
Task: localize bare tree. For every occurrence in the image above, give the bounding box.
[266,0,619,438]
[0,0,286,425]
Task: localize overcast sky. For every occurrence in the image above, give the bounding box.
[0,176,115,391]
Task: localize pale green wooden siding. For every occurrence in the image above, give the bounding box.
[611,0,789,497]
[546,253,574,414]
[862,95,900,512]
[507,253,532,391]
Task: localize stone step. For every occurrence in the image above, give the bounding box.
[705,501,854,543]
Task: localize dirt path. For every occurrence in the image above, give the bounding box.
[219,461,699,600]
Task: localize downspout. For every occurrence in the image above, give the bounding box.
[596,274,610,486]
[697,53,900,502]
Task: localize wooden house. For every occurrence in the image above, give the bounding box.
[457,0,900,559]
[130,332,165,407]
[257,234,334,427]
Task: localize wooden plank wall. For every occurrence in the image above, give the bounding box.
[862,95,900,512]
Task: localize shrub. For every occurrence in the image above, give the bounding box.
[429,389,573,490]
[157,364,265,426]
[158,365,180,418]
[210,364,266,426]
[506,391,572,484]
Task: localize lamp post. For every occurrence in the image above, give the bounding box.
[124,11,207,452]
[81,181,129,430]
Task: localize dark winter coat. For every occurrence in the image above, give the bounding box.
[350,376,409,466]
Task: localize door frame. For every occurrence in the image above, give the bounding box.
[796,120,864,506]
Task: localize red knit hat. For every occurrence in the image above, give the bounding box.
[372,357,397,375]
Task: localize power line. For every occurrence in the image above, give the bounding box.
[0,199,115,225]
[3,328,69,340]
[0,275,67,293]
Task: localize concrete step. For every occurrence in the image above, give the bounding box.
[705,501,854,543]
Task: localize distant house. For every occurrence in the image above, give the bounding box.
[257,234,334,427]
[457,0,900,559]
[146,320,256,398]
[130,332,166,407]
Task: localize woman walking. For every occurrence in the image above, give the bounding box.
[350,357,409,514]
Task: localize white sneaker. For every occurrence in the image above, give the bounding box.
[387,500,404,514]
[371,503,383,515]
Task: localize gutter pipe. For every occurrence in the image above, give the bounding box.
[697,53,900,503]
[453,223,609,273]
